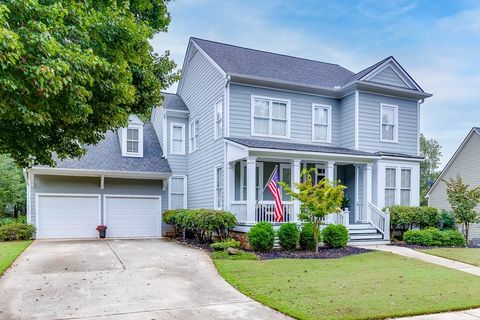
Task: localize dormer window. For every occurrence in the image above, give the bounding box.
[121,115,144,157]
[127,128,139,153]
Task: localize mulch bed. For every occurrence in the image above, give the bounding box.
[254,246,372,260]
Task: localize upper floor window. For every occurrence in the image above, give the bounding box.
[126,128,139,153]
[190,120,199,152]
[170,123,185,155]
[214,99,223,139]
[312,104,331,142]
[400,168,411,206]
[121,120,143,157]
[251,96,290,138]
[381,104,398,142]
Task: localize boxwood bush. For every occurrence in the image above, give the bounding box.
[299,223,317,251]
[322,224,349,248]
[388,206,439,236]
[248,222,275,252]
[277,223,299,251]
[0,223,35,241]
[403,228,466,247]
[162,209,237,242]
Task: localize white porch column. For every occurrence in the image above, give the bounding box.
[291,159,301,222]
[227,162,235,211]
[246,156,257,224]
[326,161,335,181]
[365,163,373,222]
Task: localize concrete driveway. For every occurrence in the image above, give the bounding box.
[0,239,289,320]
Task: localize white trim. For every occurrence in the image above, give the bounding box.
[251,95,291,139]
[29,167,171,180]
[35,193,101,238]
[314,164,326,184]
[361,57,422,91]
[121,124,144,158]
[354,91,359,149]
[225,77,231,137]
[103,194,162,237]
[170,122,186,155]
[189,119,199,153]
[214,164,224,209]
[168,175,187,210]
[247,147,380,160]
[213,98,224,140]
[400,168,412,206]
[311,104,332,143]
[230,81,342,99]
[162,113,168,159]
[417,100,421,156]
[380,103,398,143]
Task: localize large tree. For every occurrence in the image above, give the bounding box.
[0,0,180,167]
[0,154,26,216]
[420,133,442,206]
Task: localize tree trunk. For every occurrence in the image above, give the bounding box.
[314,221,320,254]
[13,205,18,218]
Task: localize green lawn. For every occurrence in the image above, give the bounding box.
[0,241,32,276]
[214,251,480,320]
[419,248,480,267]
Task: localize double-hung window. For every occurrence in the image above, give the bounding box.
[381,104,398,142]
[170,123,185,155]
[190,120,199,152]
[215,165,223,209]
[126,128,139,153]
[400,169,411,206]
[170,176,186,209]
[252,96,289,138]
[312,104,331,142]
[385,168,396,207]
[214,99,223,139]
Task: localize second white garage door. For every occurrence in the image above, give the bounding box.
[104,195,161,238]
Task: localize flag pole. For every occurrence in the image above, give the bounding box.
[256,165,278,206]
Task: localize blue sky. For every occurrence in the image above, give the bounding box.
[151,0,480,167]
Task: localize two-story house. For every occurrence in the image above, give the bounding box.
[26,38,431,243]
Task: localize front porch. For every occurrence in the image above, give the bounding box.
[226,154,390,243]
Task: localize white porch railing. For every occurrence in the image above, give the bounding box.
[230,202,247,222]
[256,201,293,223]
[321,208,350,227]
[368,202,390,239]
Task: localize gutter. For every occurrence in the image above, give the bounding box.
[29,167,172,180]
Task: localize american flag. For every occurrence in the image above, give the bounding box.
[267,166,283,222]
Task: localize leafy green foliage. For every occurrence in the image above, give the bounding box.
[299,223,317,251]
[388,205,439,236]
[420,134,442,206]
[0,223,35,241]
[322,224,349,248]
[0,215,26,226]
[277,223,299,251]
[0,0,180,167]
[0,155,25,214]
[162,209,237,242]
[444,177,480,241]
[403,228,466,247]
[247,222,275,252]
[210,239,241,251]
[439,210,456,230]
[211,250,258,260]
[281,168,345,253]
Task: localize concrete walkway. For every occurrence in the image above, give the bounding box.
[394,308,480,319]
[357,244,480,276]
[0,239,290,320]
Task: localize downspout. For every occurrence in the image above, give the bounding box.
[224,74,231,211]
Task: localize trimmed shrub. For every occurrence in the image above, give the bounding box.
[210,239,241,251]
[299,223,317,251]
[388,206,439,236]
[277,223,299,251]
[248,222,275,252]
[322,224,349,248]
[439,210,456,230]
[417,207,439,229]
[403,228,466,247]
[0,223,35,241]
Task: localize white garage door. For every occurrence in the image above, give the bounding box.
[37,194,100,239]
[105,196,161,238]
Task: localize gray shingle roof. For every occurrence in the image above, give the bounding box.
[226,137,377,157]
[161,92,188,111]
[51,123,171,173]
[192,38,355,89]
[341,56,392,85]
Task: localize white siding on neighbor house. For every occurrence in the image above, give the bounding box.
[229,84,341,145]
[369,66,410,89]
[178,46,225,209]
[428,132,480,240]
[339,92,355,149]
[358,92,418,155]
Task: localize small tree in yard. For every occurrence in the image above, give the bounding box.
[444,176,480,242]
[281,168,345,253]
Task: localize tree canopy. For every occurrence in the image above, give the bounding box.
[0,154,25,215]
[420,133,442,205]
[0,0,180,167]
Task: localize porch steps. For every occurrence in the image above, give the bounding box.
[347,223,389,244]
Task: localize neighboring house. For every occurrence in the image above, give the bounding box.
[427,127,480,242]
[26,37,432,243]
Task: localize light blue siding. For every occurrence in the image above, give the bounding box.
[229,84,341,145]
[358,92,418,155]
[339,93,355,149]
[151,106,165,155]
[178,47,225,209]
[166,115,189,175]
[369,66,409,88]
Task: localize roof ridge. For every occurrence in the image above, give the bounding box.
[190,37,353,72]
[352,56,393,78]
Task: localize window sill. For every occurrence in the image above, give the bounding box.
[380,139,398,144]
[251,133,290,139]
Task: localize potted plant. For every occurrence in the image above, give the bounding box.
[96,225,107,238]
[341,195,350,211]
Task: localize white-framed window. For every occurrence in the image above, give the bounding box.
[251,96,290,138]
[315,164,326,185]
[279,164,291,200]
[169,175,186,209]
[312,104,332,142]
[400,168,411,206]
[381,104,398,142]
[126,128,139,153]
[214,165,224,209]
[189,120,199,152]
[214,99,223,139]
[170,123,185,155]
[385,168,396,207]
[122,124,143,157]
